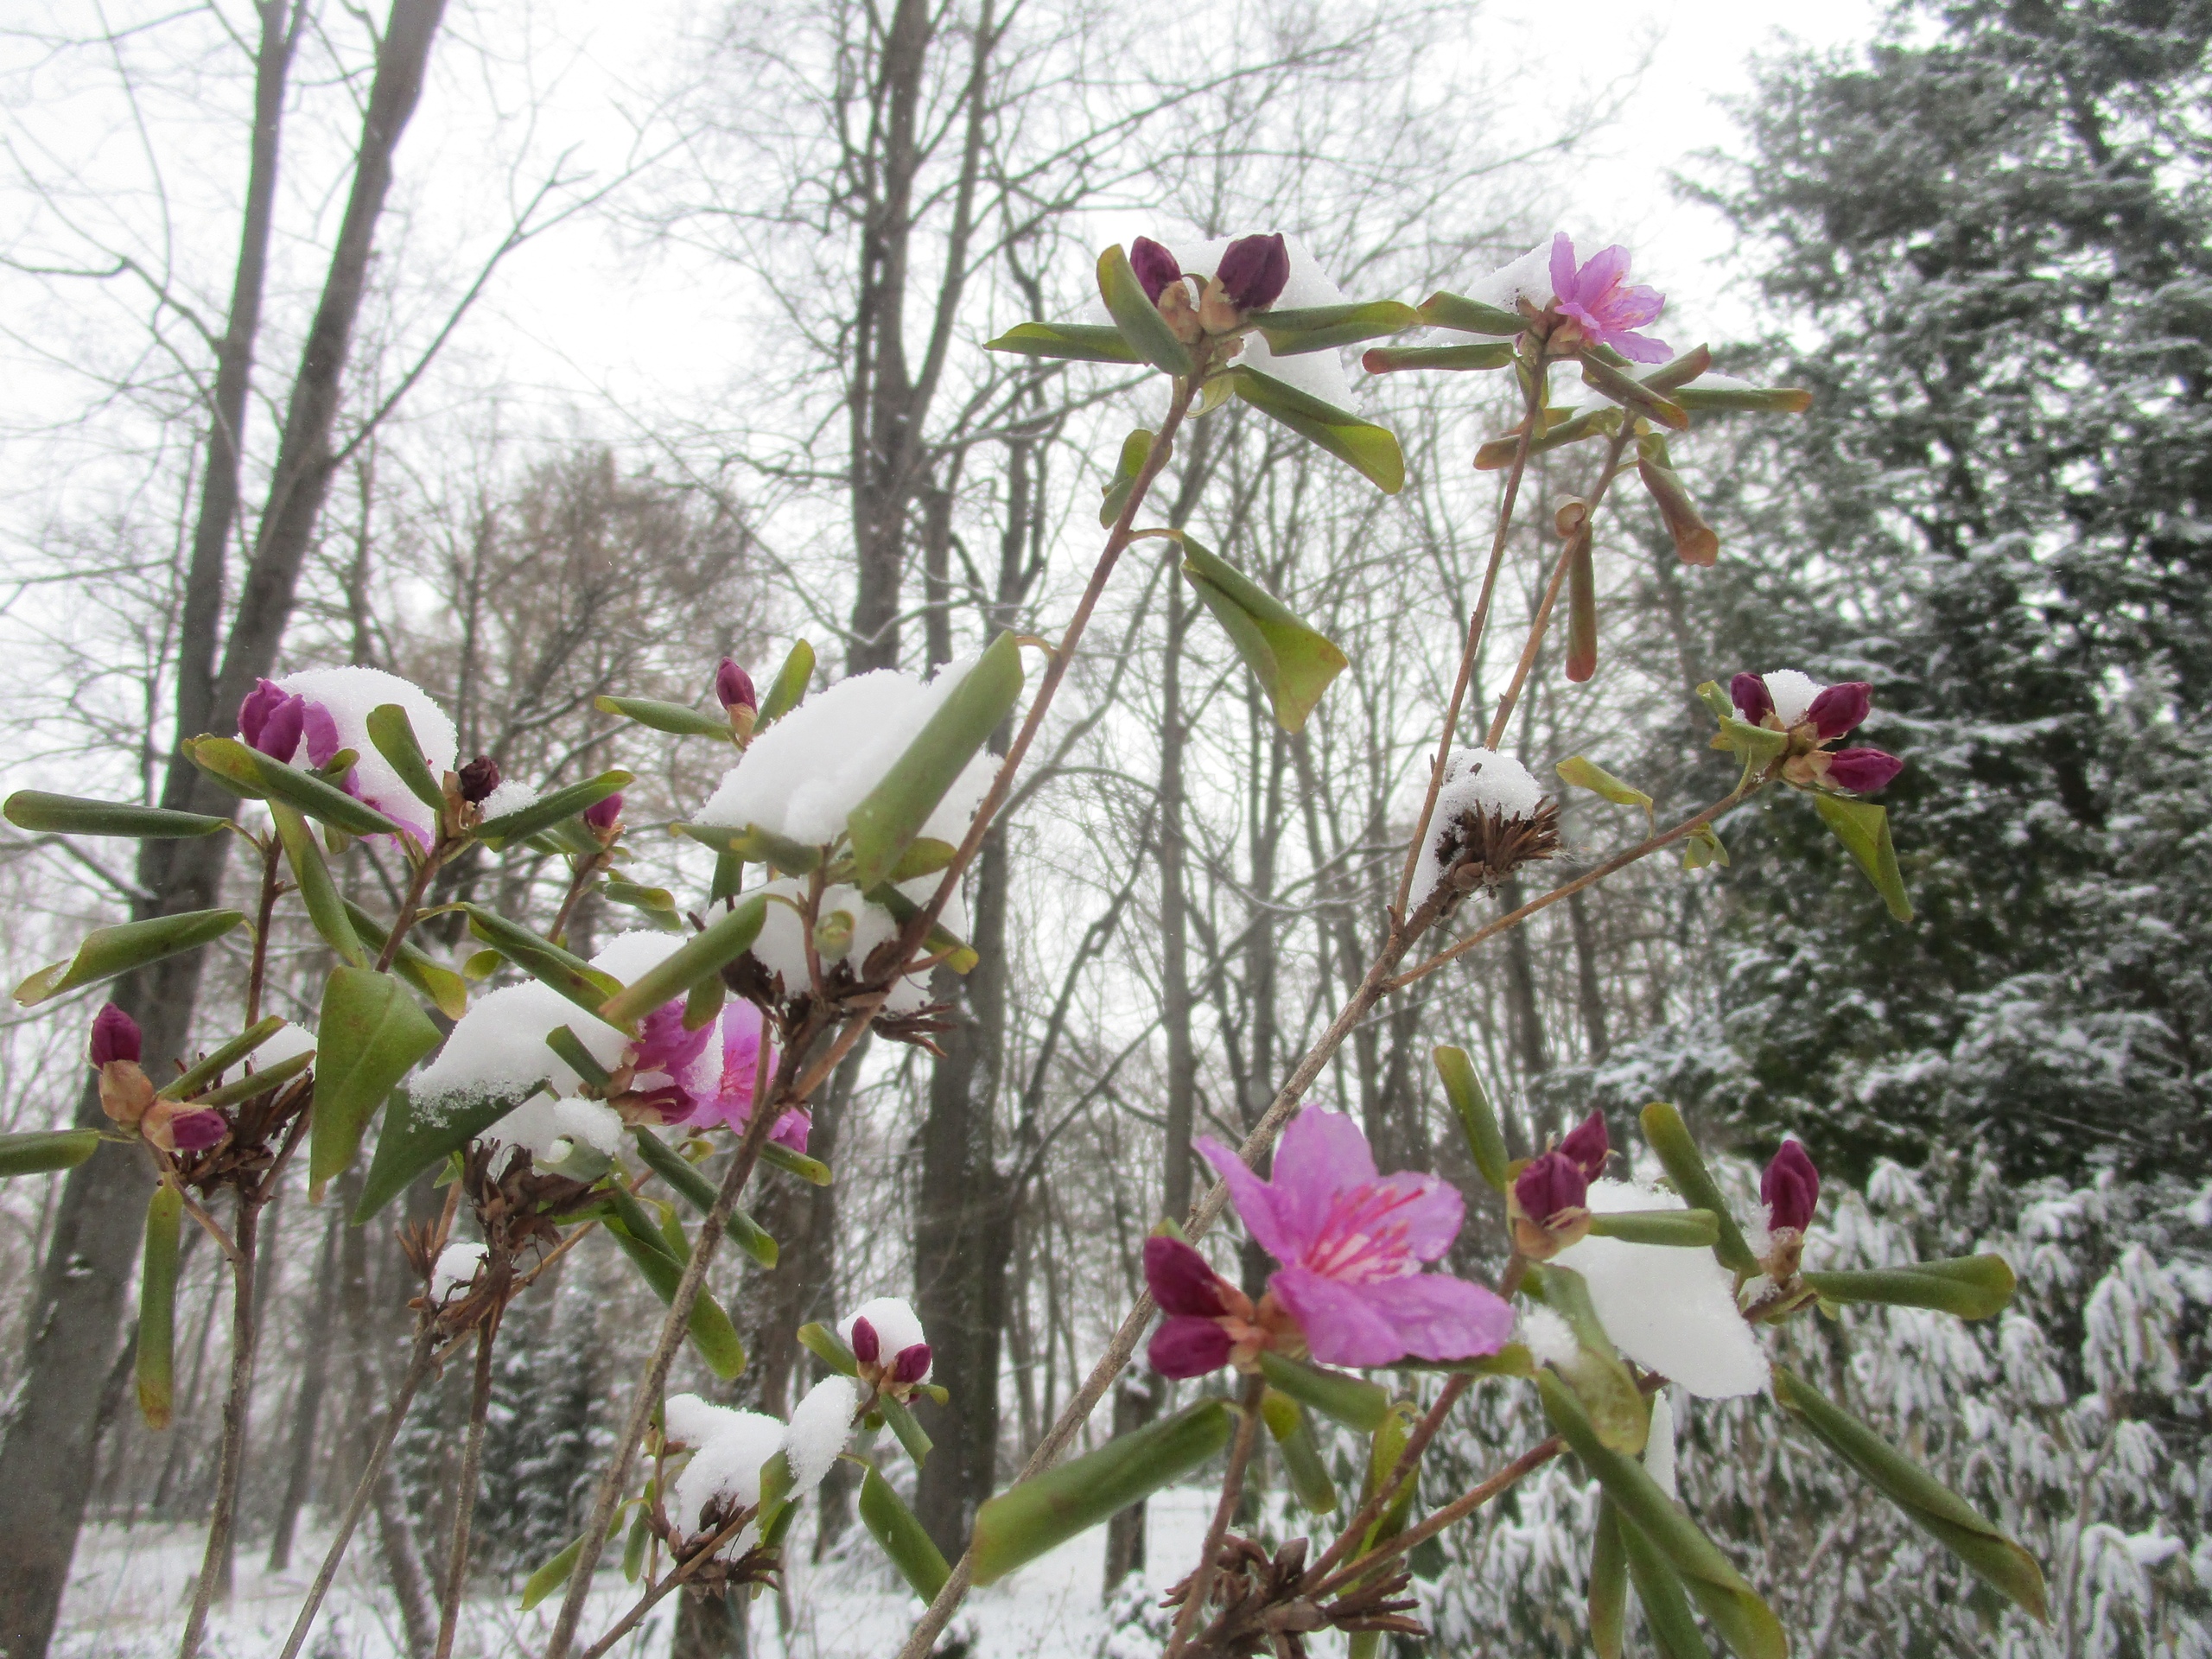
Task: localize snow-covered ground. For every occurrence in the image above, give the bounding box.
[53,1489,1218,1658]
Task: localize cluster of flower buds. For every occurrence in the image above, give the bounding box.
[1508,1111,1611,1259]
[716,658,758,746]
[1131,232,1291,348]
[1729,671,1903,795]
[1142,1233,1299,1379]
[1759,1138,1820,1281]
[841,1296,934,1404]
[89,1006,226,1154]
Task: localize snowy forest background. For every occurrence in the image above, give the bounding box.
[1,0,2208,1655]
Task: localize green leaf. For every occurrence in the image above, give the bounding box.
[1586,1209,1722,1247]
[1254,1351,1389,1433]
[1717,715,1789,772]
[603,1209,747,1379]
[1417,289,1525,335]
[880,1396,932,1469]
[1673,383,1812,416]
[760,1141,832,1185]
[629,1128,778,1268]
[520,1535,582,1611]
[970,1399,1233,1585]
[271,803,367,968]
[593,694,734,739]
[1474,406,1620,470]
[1556,757,1654,823]
[342,901,468,1020]
[1228,367,1405,493]
[1096,245,1192,375]
[798,1321,859,1376]
[159,1016,287,1100]
[1637,1103,1758,1274]
[757,640,816,728]
[475,770,632,849]
[190,1048,314,1111]
[1577,351,1688,429]
[356,1085,538,1222]
[1771,1364,2046,1621]
[1813,793,1913,923]
[984,320,1143,365]
[846,632,1023,892]
[311,965,442,1198]
[622,1507,650,1583]
[1353,1400,1422,1563]
[1694,680,1736,722]
[185,737,405,839]
[14,907,245,1007]
[1589,1497,1629,1659]
[0,1128,100,1178]
[603,880,677,916]
[1681,824,1730,871]
[1636,436,1720,567]
[863,881,979,974]
[137,1183,182,1428]
[1566,531,1598,683]
[365,704,449,814]
[1178,535,1349,734]
[1100,428,1157,529]
[674,820,824,875]
[1260,1389,1338,1514]
[1539,1373,1786,1659]
[1617,1508,1716,1659]
[598,896,768,1029]
[4,791,228,839]
[1360,340,1516,373]
[1527,1265,1648,1455]
[1433,1046,1509,1192]
[861,1461,951,1599]
[1802,1255,2017,1321]
[461,906,626,1025]
[1256,299,1421,355]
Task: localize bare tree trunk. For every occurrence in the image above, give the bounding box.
[1498,875,1551,1083]
[671,1591,747,1659]
[1567,884,1611,1061]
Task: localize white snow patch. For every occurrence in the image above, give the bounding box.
[1456,244,1553,315]
[480,1095,625,1164]
[1553,1179,1768,1398]
[1643,1390,1679,1502]
[841,1296,928,1370]
[785,1375,860,1497]
[664,1397,785,1543]
[747,877,957,1016]
[278,666,455,838]
[1517,1306,1577,1369]
[477,779,537,820]
[253,1021,317,1070]
[1413,747,1546,901]
[430,1243,486,1304]
[1759,670,1824,729]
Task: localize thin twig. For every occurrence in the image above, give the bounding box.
[1299,1374,1471,1592]
[177,1191,263,1659]
[432,1294,505,1659]
[374,846,444,973]
[1166,1373,1267,1658]
[245,833,282,1026]
[573,1503,756,1659]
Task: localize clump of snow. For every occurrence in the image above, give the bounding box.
[477,779,537,820]
[785,1375,860,1496]
[1553,1179,1768,1399]
[480,1095,625,1165]
[279,666,456,840]
[664,1395,786,1545]
[1759,670,1823,729]
[1644,1390,1679,1502]
[1449,244,1553,319]
[430,1242,486,1304]
[744,878,959,1015]
[840,1295,928,1370]
[253,1020,317,1070]
[1413,747,1547,900]
[1517,1306,1577,1369]
[694,659,995,851]
[1173,233,1358,411]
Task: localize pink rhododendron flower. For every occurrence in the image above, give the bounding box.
[1729,670,1903,795]
[1193,1109,1511,1369]
[676,1001,806,1150]
[1548,234,1669,363]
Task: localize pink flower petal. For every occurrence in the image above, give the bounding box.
[1196,1135,1302,1266]
[1607,329,1673,364]
[1268,1109,1378,1247]
[1148,1315,1233,1379]
[1548,232,1578,303]
[1806,681,1872,741]
[1575,244,1631,300]
[1144,1235,1234,1318]
[1268,1265,1408,1367]
[1825,747,1902,794]
[1361,1273,1515,1362]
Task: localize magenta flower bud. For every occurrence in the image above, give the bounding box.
[892,1343,932,1385]
[456,757,500,804]
[1825,747,1903,794]
[168,1109,228,1153]
[1130,237,1183,304]
[1730,672,1774,725]
[1762,1139,1820,1234]
[89,1003,142,1067]
[715,659,757,714]
[1142,1235,1233,1319]
[849,1315,880,1365]
[238,680,289,751]
[244,687,305,762]
[1559,1111,1609,1179]
[583,792,624,833]
[1215,232,1290,313]
[1148,1314,1234,1380]
[1805,681,1872,741]
[1514,1149,1588,1225]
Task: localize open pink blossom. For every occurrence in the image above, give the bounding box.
[1196,1110,1511,1369]
[1548,234,1669,363]
[677,1001,806,1150]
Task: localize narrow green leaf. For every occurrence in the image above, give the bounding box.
[1254,1351,1389,1433]
[14,908,245,1007]
[1361,340,1516,373]
[1100,428,1156,529]
[798,1321,859,1376]
[1261,1389,1338,1514]
[1417,290,1525,335]
[674,820,824,875]
[365,704,448,814]
[846,632,1024,892]
[1096,245,1192,375]
[475,770,632,849]
[1179,535,1349,734]
[0,1128,101,1178]
[604,1210,747,1378]
[312,965,442,1198]
[1353,1401,1422,1567]
[186,737,405,838]
[1618,1510,1716,1658]
[760,1141,832,1185]
[593,694,733,739]
[1540,1374,1786,1659]
[629,1127,778,1268]
[1772,1364,2046,1621]
[880,1396,932,1469]
[1694,681,1736,722]
[1528,1265,1648,1455]
[984,320,1143,365]
[1433,1046,1509,1191]
[1589,1497,1630,1659]
[1802,1255,2017,1321]
[1638,1103,1758,1274]
[189,1048,313,1110]
[709,849,746,906]
[355,1084,539,1222]
[622,1508,649,1583]
[1228,367,1405,493]
[1586,1209,1721,1248]
[757,640,815,728]
[1813,793,1913,923]
[599,895,767,1029]
[159,1016,286,1100]
[520,1535,583,1611]
[1682,824,1730,871]
[137,1183,183,1428]
[863,881,978,974]
[1556,757,1654,822]
[271,803,368,968]
[343,900,467,1020]
[546,1026,613,1091]
[603,880,677,915]
[1256,299,1421,355]
[1474,406,1620,470]
[4,791,227,839]
[1672,383,1813,416]
[1578,352,1688,429]
[970,1400,1233,1585]
[1636,435,1719,567]
[461,906,626,1024]
[861,1461,950,1599]
[1718,715,1789,772]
